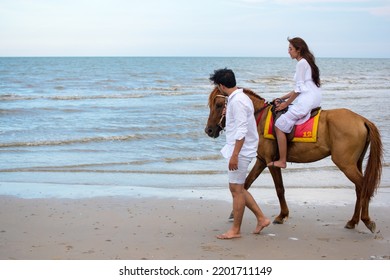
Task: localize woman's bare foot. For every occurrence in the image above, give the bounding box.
[216,230,241,240]
[253,218,271,234]
[267,161,286,169]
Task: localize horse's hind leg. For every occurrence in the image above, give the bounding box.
[346,180,362,230]
[357,150,376,233]
[333,158,364,230]
[344,168,375,232]
[360,196,376,233]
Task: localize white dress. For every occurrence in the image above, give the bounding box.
[275,58,322,133]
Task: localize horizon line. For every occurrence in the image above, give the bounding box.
[1,55,389,59]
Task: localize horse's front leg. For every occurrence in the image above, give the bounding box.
[228,158,266,220]
[269,167,289,224]
[245,157,266,191]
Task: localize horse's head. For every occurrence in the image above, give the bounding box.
[205,87,227,138]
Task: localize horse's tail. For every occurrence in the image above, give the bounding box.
[362,120,383,200]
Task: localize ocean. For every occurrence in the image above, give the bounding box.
[0,57,389,199]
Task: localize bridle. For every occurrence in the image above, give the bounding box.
[214,94,228,130]
[214,93,270,130]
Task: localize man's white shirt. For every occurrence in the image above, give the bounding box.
[221,88,259,159]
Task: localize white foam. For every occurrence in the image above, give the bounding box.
[0,182,389,208]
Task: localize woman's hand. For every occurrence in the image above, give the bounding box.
[275,101,288,112]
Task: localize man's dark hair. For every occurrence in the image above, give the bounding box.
[209,68,236,88]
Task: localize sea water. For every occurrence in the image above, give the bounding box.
[0,57,389,199]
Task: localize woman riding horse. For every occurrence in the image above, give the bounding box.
[206,87,383,233]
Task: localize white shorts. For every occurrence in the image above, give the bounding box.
[227,155,253,184]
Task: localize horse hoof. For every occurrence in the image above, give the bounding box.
[365,221,376,233]
[272,219,284,225]
[345,221,356,229]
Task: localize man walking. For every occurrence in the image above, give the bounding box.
[209,68,270,239]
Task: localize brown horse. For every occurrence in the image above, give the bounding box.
[205,87,383,233]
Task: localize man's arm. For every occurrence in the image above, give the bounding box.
[229,138,245,171]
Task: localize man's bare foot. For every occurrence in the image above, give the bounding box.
[216,231,241,240]
[267,161,286,169]
[253,218,271,234]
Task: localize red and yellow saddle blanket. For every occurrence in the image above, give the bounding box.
[263,108,321,142]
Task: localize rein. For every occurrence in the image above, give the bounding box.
[255,102,270,126]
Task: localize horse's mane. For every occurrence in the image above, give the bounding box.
[242,88,265,102]
[208,87,264,107]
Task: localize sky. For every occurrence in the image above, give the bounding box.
[0,0,389,58]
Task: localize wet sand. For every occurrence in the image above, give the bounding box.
[0,190,389,260]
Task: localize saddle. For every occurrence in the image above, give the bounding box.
[270,99,321,142]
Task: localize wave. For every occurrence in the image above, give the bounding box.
[0,130,208,148]
[0,134,145,148]
[0,154,223,174]
[0,93,144,101]
[4,157,381,174]
[0,94,36,101]
[0,90,198,101]
[0,165,369,176]
[247,77,290,84]
[0,168,223,175]
[48,94,149,100]
[2,83,386,103]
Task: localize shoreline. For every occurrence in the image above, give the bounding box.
[0,189,389,260]
[1,181,389,203]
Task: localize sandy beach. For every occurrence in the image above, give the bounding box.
[0,188,389,260]
[1,56,389,263]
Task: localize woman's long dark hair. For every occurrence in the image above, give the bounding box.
[288,37,321,87]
